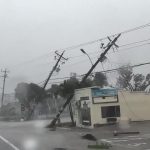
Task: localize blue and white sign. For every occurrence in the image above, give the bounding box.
[92,88,117,97]
[91,87,118,104]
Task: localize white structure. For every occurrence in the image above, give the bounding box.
[74,86,150,128]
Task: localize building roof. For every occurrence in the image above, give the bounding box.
[75,86,116,91]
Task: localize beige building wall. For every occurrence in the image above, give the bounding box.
[91,91,150,126]
[90,103,120,126]
[74,88,150,128]
[119,90,150,121]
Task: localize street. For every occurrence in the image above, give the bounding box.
[0,120,150,150]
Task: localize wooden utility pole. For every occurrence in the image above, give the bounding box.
[1,69,8,107]
[41,50,75,123]
[43,51,67,89]
[48,34,121,128]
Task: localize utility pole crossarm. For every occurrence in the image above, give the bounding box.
[49,34,121,128]
[55,51,68,61]
[81,33,121,84]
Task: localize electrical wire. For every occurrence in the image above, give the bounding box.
[36,42,150,86]
[119,22,150,35]
[8,23,150,70]
[62,42,150,67]
[37,61,150,85]
[19,23,150,86]
[13,37,150,71]
[68,38,150,60]
[11,21,150,69]
[75,41,150,61]
[10,40,149,80]
[119,38,150,48]
[12,34,150,71]
[61,22,150,52]
[119,42,150,51]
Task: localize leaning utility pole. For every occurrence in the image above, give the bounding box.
[48,33,121,128]
[42,50,75,123]
[1,69,9,107]
[43,50,67,89]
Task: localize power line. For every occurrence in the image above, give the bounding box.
[63,42,150,67]
[54,38,150,68]
[60,22,150,52]
[71,38,150,61]
[27,41,150,72]
[7,23,150,70]
[99,62,150,73]
[11,22,150,70]
[43,61,150,85]
[33,24,150,86]
[69,43,150,65]
[119,22,150,35]
[118,42,150,52]
[119,38,150,48]
[36,41,150,85]
[9,40,149,85]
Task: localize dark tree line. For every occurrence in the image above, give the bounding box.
[14,65,150,120]
[48,72,108,99]
[15,83,46,120]
[14,72,108,119]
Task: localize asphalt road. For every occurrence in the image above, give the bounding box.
[0,120,150,150]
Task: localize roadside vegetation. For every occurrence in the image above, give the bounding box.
[12,66,150,120]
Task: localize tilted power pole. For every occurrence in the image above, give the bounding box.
[48,33,121,128]
[1,69,9,107]
[41,51,75,123]
[43,51,67,89]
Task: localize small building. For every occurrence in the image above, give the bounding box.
[74,86,150,128]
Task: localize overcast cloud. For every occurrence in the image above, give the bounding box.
[0,0,150,93]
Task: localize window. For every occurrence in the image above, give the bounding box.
[101,105,120,118]
[80,96,89,100]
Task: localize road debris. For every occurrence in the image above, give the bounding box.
[113,130,140,136]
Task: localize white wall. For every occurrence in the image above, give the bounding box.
[75,88,92,101]
[90,103,120,126]
[74,88,150,128]
[74,88,92,127]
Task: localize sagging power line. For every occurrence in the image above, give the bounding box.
[36,41,150,86]
[43,61,150,85]
[8,22,150,71]
[63,42,150,67]
[59,22,150,52]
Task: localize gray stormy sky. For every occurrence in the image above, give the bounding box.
[0,0,150,93]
